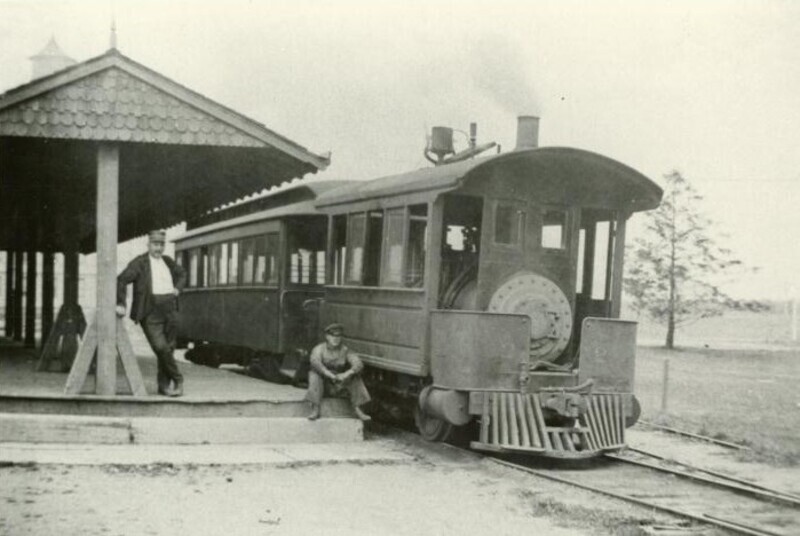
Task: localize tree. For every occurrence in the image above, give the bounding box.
[623,171,763,349]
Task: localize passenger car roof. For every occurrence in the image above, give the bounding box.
[315,147,662,212]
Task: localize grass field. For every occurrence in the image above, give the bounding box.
[635,344,800,466]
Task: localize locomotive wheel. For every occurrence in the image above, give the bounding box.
[413,405,454,442]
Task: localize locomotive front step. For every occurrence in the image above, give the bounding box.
[470,392,626,458]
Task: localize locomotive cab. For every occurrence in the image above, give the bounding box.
[316,121,661,458]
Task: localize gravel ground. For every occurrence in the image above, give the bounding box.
[0,430,686,536]
[0,458,592,536]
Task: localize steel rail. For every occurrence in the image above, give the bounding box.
[607,452,800,508]
[638,421,751,450]
[490,457,781,536]
[626,447,800,503]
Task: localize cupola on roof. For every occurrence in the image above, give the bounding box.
[29,37,76,80]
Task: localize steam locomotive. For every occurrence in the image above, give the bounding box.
[175,116,663,458]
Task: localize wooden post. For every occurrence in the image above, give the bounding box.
[4,250,13,338]
[41,251,55,348]
[661,358,670,413]
[64,144,145,396]
[95,144,120,395]
[24,250,37,348]
[13,249,23,341]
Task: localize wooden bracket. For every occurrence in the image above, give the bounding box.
[37,304,87,373]
[64,315,147,396]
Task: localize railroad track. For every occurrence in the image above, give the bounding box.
[376,422,800,535]
[491,448,800,536]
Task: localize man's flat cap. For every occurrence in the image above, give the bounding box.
[324,323,344,335]
[148,230,167,243]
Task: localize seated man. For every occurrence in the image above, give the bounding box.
[306,323,371,421]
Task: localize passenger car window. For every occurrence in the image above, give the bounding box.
[346,213,366,284]
[228,241,239,285]
[382,208,405,286]
[287,220,326,285]
[240,238,255,285]
[406,204,427,287]
[189,249,199,287]
[207,244,220,286]
[254,233,279,285]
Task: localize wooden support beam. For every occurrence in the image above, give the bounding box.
[4,250,14,338]
[13,249,23,341]
[63,144,145,396]
[24,250,37,348]
[95,144,119,395]
[63,316,146,396]
[41,252,55,347]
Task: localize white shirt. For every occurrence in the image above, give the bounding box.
[149,255,175,295]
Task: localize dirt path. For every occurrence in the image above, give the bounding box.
[0,445,599,536]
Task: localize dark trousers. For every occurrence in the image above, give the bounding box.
[141,294,182,389]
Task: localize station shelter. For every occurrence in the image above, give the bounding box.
[0,40,329,397]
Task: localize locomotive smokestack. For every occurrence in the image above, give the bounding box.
[515,115,539,150]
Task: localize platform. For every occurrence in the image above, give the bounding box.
[0,337,362,445]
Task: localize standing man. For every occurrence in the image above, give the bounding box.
[116,230,186,397]
[306,323,371,421]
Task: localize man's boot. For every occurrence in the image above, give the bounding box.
[170,379,184,397]
[157,380,170,396]
[353,405,371,422]
[307,403,320,421]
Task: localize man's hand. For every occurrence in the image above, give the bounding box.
[115,305,126,317]
[173,288,180,296]
[336,371,353,384]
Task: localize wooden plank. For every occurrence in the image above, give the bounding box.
[24,249,36,347]
[607,396,620,445]
[41,251,55,347]
[585,400,603,449]
[507,393,520,446]
[562,431,576,452]
[532,394,553,450]
[594,397,611,447]
[64,317,97,395]
[13,248,23,340]
[116,317,147,396]
[491,393,499,446]
[4,250,13,338]
[499,392,509,445]
[524,394,542,449]
[515,394,531,448]
[551,430,564,451]
[95,144,119,395]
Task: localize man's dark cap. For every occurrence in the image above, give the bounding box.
[324,323,344,335]
[148,230,167,243]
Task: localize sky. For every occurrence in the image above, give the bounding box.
[0,0,798,299]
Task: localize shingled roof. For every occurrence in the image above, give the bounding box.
[0,48,329,166]
[0,48,331,252]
